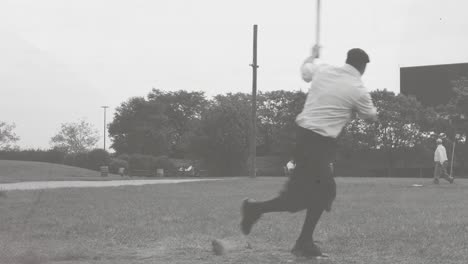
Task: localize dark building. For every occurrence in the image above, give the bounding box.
[400,63,468,107]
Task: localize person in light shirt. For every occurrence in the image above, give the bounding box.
[240,45,377,258]
[433,138,454,184]
[286,159,296,176]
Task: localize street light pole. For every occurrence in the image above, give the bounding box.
[101,106,109,151]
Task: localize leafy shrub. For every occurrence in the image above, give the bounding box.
[87,149,110,170]
[154,156,176,176]
[109,158,129,174]
[116,153,130,162]
[128,154,156,172]
[63,152,89,169]
[127,154,176,176]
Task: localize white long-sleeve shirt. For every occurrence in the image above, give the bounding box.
[434,144,448,163]
[296,62,377,138]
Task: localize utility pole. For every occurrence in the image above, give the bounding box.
[101,106,109,151]
[249,25,259,178]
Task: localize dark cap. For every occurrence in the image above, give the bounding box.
[346,48,370,64]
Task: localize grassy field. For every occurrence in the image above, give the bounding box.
[0,160,127,183]
[0,177,467,264]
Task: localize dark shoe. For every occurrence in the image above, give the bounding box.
[291,240,328,258]
[433,178,439,184]
[240,198,261,235]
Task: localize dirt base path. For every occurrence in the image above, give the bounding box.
[0,178,221,191]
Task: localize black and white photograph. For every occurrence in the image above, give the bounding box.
[1,0,467,263]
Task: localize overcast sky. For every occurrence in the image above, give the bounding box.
[1,0,467,150]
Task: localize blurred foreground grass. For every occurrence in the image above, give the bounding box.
[0,177,467,264]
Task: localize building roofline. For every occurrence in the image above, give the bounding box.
[400,62,468,69]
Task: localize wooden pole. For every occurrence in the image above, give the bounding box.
[249,25,259,178]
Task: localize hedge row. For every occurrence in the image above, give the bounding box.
[113,154,176,176]
[0,149,66,164]
[0,149,177,176]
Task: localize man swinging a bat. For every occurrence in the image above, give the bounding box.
[240,45,378,258]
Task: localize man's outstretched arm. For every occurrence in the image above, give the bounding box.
[355,92,378,122]
[301,45,320,83]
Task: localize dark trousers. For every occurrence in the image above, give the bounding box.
[252,126,337,243]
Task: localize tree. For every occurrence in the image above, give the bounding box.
[108,90,208,157]
[192,93,251,176]
[256,90,306,155]
[50,119,99,153]
[339,119,375,154]
[339,90,435,176]
[87,148,111,169]
[450,77,468,117]
[439,77,468,174]
[147,89,208,157]
[0,121,20,150]
[108,97,170,156]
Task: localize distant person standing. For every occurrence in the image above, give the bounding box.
[286,159,296,176]
[240,45,377,258]
[433,138,454,184]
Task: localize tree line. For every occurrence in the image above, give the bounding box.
[1,82,467,177]
[107,87,467,177]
